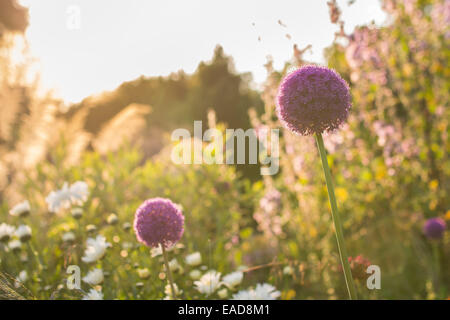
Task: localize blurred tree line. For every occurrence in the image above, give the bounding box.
[0,0,28,37]
[65,46,264,135]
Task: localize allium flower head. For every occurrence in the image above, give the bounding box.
[134,198,184,248]
[423,217,446,240]
[276,65,351,135]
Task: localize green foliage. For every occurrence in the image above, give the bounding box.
[247,0,450,299]
[0,143,261,299]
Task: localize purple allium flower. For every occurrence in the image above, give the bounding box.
[423,217,446,240]
[134,198,184,248]
[276,65,351,135]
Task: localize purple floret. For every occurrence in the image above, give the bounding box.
[276,65,351,135]
[423,217,446,240]
[134,197,184,248]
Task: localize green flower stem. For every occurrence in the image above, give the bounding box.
[431,243,441,296]
[27,241,44,273]
[161,243,176,299]
[315,133,357,300]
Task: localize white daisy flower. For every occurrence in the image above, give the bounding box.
[106,213,118,225]
[150,247,163,257]
[137,268,150,279]
[222,271,243,289]
[15,225,32,241]
[69,181,89,205]
[46,181,89,213]
[8,239,22,251]
[150,243,182,257]
[164,283,182,298]
[71,207,83,219]
[82,268,104,285]
[283,265,293,275]
[217,288,228,299]
[185,252,202,266]
[14,270,28,289]
[46,183,72,213]
[168,258,183,273]
[0,223,15,242]
[252,283,281,300]
[62,231,76,243]
[81,235,111,263]
[9,200,30,217]
[82,288,103,300]
[189,269,202,280]
[194,271,221,296]
[17,270,28,282]
[232,283,281,300]
[122,242,133,250]
[231,289,252,300]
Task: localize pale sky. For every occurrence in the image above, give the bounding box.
[19,0,385,104]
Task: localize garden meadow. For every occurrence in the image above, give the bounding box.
[0,0,449,300]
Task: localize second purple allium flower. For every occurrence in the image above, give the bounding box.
[134,197,184,248]
[276,64,357,299]
[276,65,351,136]
[423,217,446,240]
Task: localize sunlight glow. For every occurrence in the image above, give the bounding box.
[19,0,385,103]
